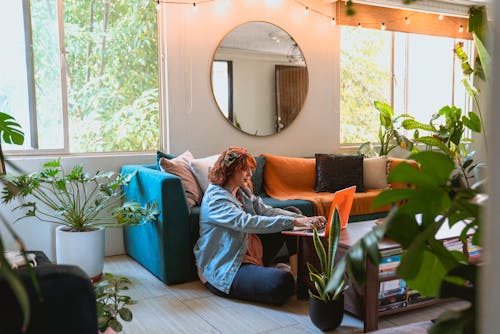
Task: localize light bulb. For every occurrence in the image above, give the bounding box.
[330,17,336,26]
[192,2,198,11]
[357,23,362,29]
[405,17,410,25]
[459,25,464,33]
[381,23,386,30]
[304,6,309,15]
[438,14,444,20]
[156,1,161,10]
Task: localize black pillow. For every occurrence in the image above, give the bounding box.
[315,154,365,193]
[156,150,176,169]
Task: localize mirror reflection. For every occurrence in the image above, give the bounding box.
[211,22,308,136]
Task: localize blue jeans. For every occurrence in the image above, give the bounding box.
[205,232,296,305]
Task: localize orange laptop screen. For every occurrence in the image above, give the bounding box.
[325,185,356,231]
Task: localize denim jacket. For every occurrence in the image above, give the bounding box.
[193,184,303,293]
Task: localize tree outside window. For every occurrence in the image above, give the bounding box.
[1,0,160,154]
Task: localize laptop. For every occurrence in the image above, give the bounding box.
[282,185,356,237]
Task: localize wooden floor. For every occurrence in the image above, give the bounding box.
[104,255,469,334]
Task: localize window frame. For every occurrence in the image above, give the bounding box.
[339,27,474,147]
[5,0,163,157]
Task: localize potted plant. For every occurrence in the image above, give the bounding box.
[95,273,136,333]
[358,101,416,158]
[307,207,347,331]
[1,158,159,280]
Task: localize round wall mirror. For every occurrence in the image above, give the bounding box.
[211,22,308,136]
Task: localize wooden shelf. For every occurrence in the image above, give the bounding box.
[335,220,475,333]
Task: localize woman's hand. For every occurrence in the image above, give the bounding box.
[294,216,326,230]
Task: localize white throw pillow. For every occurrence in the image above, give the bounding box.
[190,154,220,193]
[363,156,389,190]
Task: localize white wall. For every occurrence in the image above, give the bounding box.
[0,153,154,261]
[164,0,339,157]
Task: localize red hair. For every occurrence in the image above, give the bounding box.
[209,147,256,187]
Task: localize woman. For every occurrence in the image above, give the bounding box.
[194,147,326,305]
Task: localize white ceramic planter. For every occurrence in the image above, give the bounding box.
[55,225,105,280]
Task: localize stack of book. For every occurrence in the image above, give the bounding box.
[443,238,464,253]
[378,279,407,312]
[379,249,401,279]
[467,237,482,263]
[407,288,434,305]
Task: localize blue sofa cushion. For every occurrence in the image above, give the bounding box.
[261,197,314,217]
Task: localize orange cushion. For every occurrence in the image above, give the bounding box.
[262,154,316,193]
[388,158,419,189]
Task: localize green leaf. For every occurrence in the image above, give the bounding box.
[0,112,25,145]
[461,78,479,100]
[401,119,436,132]
[347,243,365,285]
[384,212,419,248]
[312,228,327,274]
[372,188,414,208]
[415,137,452,156]
[474,33,490,81]
[109,319,123,332]
[374,101,393,127]
[462,112,481,133]
[411,152,455,184]
[119,307,133,322]
[325,257,346,293]
[399,249,446,297]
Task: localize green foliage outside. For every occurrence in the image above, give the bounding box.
[340,27,392,144]
[31,0,160,153]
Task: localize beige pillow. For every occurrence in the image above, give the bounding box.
[190,154,220,193]
[363,156,389,190]
[159,151,202,207]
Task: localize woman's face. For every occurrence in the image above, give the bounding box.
[229,167,253,188]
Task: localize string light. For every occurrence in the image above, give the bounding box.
[156,0,467,33]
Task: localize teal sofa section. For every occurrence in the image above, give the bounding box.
[120,163,315,285]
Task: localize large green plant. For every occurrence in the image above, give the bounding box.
[358,101,415,157]
[1,158,158,231]
[307,208,346,302]
[327,151,481,333]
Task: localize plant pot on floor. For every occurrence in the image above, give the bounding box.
[56,225,105,281]
[309,294,344,332]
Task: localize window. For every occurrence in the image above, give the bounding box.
[2,0,160,154]
[340,26,473,145]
